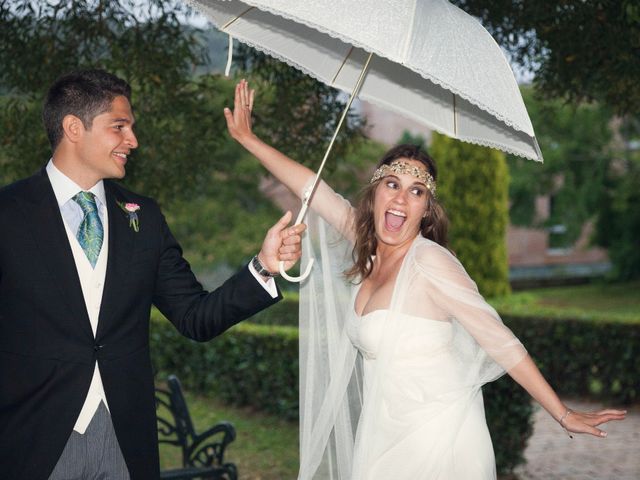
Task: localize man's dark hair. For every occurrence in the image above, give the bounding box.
[43,69,132,150]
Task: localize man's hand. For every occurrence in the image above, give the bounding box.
[258,211,306,276]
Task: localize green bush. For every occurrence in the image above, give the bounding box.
[150,312,299,420]
[484,377,534,475]
[504,315,640,403]
[429,133,511,298]
[247,294,300,327]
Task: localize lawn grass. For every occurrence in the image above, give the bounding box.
[158,391,299,480]
[491,280,640,323]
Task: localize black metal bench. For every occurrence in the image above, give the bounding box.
[155,375,238,480]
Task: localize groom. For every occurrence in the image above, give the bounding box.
[0,69,303,479]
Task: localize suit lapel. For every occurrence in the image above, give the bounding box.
[25,169,94,339]
[97,181,136,337]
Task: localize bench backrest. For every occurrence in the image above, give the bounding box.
[156,374,237,473]
[156,374,196,463]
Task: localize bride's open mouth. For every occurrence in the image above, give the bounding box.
[385,209,406,232]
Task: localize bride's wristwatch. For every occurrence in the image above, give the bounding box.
[251,254,279,278]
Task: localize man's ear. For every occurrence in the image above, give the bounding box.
[61,114,85,143]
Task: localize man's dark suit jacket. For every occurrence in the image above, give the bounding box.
[0,169,281,479]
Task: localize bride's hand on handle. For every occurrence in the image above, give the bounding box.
[559,407,626,438]
[224,79,256,145]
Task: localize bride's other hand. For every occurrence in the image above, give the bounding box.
[560,407,626,438]
[224,79,256,144]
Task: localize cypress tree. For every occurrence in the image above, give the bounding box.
[429,133,511,297]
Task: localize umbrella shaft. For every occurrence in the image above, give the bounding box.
[297,51,374,225]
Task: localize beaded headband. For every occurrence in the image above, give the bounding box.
[370,160,436,195]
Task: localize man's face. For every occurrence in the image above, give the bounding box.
[76,95,138,184]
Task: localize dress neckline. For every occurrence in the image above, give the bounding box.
[355,309,389,319]
[354,308,452,327]
[352,235,423,318]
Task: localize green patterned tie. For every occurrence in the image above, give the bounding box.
[73,191,104,268]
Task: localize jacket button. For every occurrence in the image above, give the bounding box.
[94,344,103,351]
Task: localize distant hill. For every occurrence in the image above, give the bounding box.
[192,26,231,74]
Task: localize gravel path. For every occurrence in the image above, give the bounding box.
[513,399,639,480]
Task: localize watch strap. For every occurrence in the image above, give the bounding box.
[252,255,278,278]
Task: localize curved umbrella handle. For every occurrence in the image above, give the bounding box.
[277,203,313,283]
[279,257,314,282]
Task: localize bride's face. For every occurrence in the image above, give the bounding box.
[373,158,429,249]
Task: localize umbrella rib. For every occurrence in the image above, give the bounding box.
[221,6,255,30]
[453,93,457,136]
[330,47,354,86]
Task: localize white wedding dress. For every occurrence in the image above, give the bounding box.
[346,309,496,479]
[297,180,527,480]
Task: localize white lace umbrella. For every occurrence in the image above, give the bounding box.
[187,0,543,280]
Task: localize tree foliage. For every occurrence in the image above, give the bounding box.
[507,89,640,280]
[453,0,640,115]
[594,119,640,281]
[429,133,511,298]
[0,0,222,203]
[508,88,613,247]
[0,1,367,269]
[235,45,366,172]
[162,147,282,271]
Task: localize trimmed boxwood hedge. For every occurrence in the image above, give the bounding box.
[231,297,640,404]
[504,314,640,404]
[484,378,534,473]
[150,313,299,420]
[150,311,533,474]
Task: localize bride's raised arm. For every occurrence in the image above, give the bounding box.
[224,80,355,241]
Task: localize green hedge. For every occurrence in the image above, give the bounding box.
[484,378,534,473]
[245,295,300,327]
[150,311,533,474]
[150,312,299,420]
[232,296,640,404]
[504,315,640,404]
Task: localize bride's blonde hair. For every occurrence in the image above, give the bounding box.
[345,144,450,282]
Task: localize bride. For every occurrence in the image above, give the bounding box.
[225,80,626,479]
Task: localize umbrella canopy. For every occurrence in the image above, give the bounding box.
[187,0,543,161]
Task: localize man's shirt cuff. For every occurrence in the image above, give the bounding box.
[248,261,278,298]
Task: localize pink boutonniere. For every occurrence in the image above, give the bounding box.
[117,201,140,232]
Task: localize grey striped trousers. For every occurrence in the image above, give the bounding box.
[48,402,130,480]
